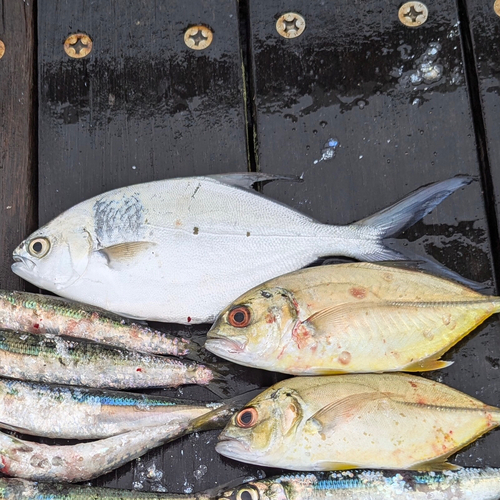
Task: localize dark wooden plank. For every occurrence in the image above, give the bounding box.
[37,0,275,493]
[463,0,500,275]
[38,0,249,224]
[248,0,500,466]
[0,0,37,290]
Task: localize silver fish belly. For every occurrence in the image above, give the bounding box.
[11,174,472,323]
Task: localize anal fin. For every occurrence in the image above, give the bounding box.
[408,457,462,471]
[403,357,454,372]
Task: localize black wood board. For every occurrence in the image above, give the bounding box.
[462,0,500,278]
[38,0,249,225]
[247,0,500,467]
[0,0,37,291]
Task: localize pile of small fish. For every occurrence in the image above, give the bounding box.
[0,172,498,499]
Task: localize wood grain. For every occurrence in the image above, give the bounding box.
[0,0,37,290]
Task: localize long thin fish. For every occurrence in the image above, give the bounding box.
[0,377,224,439]
[1,469,500,499]
[0,330,216,390]
[0,290,194,356]
[11,174,473,323]
[0,394,246,482]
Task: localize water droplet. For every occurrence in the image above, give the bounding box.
[320,121,327,128]
[194,465,208,480]
[357,100,366,109]
[359,155,363,159]
[132,165,137,170]
[313,129,318,134]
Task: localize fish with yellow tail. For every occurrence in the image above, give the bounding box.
[216,374,500,471]
[206,262,499,374]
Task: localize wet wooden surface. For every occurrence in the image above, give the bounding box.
[0,0,37,291]
[1,0,500,493]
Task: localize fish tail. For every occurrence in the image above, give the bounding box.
[349,175,481,287]
[354,175,474,245]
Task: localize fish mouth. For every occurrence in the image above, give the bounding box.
[11,255,36,272]
[204,337,245,355]
[215,437,251,459]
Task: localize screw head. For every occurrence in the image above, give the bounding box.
[398,2,428,27]
[0,40,5,59]
[184,26,213,50]
[495,0,500,17]
[64,33,93,58]
[276,12,306,39]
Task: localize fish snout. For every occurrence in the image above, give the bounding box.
[205,336,246,355]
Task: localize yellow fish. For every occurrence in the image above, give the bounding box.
[216,374,500,471]
[206,263,499,374]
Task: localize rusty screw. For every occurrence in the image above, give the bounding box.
[184,26,213,50]
[398,2,428,27]
[0,40,5,59]
[495,0,500,16]
[276,12,306,38]
[64,33,93,58]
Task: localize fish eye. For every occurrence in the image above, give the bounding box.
[236,488,259,500]
[228,306,251,328]
[28,237,51,258]
[236,407,258,428]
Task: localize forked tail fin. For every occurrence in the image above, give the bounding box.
[355,175,474,239]
[351,175,482,288]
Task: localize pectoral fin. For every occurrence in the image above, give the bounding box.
[308,392,395,432]
[99,242,156,269]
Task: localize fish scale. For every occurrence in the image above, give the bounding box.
[11,174,473,323]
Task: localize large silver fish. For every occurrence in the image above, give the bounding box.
[2,468,500,499]
[12,173,472,323]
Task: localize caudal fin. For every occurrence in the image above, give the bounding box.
[355,175,474,237]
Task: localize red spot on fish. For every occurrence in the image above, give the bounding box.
[0,456,10,474]
[339,351,351,365]
[136,368,142,372]
[91,312,99,320]
[417,398,426,405]
[33,323,39,329]
[349,287,366,299]
[292,323,311,349]
[277,346,286,359]
[410,382,417,388]
[187,317,192,323]
[449,430,453,434]
[265,312,276,324]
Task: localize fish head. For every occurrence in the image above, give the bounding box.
[12,210,94,291]
[216,385,304,466]
[219,482,286,500]
[205,287,298,368]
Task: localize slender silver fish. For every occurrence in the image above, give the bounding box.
[0,377,224,439]
[1,469,500,499]
[11,173,473,323]
[0,330,216,390]
[0,394,246,482]
[0,290,194,356]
